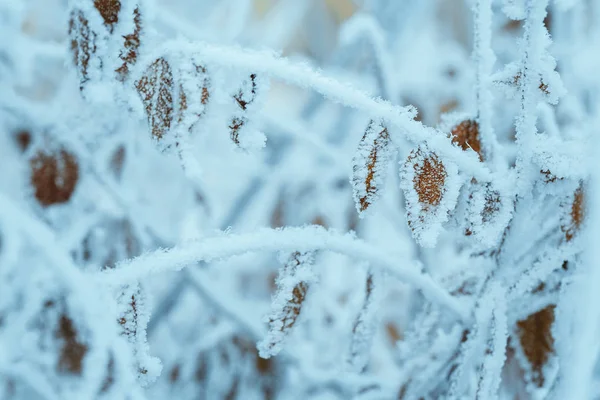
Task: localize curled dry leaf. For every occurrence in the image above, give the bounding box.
[135,57,174,142]
[69,9,97,90]
[30,148,79,206]
[400,146,461,247]
[516,305,555,387]
[230,73,258,146]
[351,120,395,216]
[229,73,267,150]
[116,6,142,81]
[258,252,314,358]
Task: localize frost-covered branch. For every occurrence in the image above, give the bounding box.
[95,226,470,321]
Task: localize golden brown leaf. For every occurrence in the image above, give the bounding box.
[408,149,447,208]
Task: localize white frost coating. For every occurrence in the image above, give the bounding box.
[530,134,589,181]
[502,0,527,20]
[149,40,492,182]
[514,0,562,193]
[472,0,497,162]
[400,146,462,248]
[95,225,470,322]
[449,282,506,399]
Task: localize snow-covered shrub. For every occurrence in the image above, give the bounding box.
[1,0,600,398]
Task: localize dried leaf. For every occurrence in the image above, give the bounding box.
[409,149,447,208]
[400,145,461,247]
[348,270,381,372]
[94,0,121,28]
[175,64,210,130]
[135,58,175,142]
[351,120,394,216]
[563,186,584,242]
[13,129,32,152]
[233,73,257,112]
[228,73,267,149]
[516,305,555,387]
[258,252,314,358]
[462,182,511,247]
[99,355,115,394]
[451,119,482,161]
[56,314,88,375]
[116,6,142,81]
[115,284,160,386]
[30,148,79,206]
[69,9,97,90]
[109,145,126,180]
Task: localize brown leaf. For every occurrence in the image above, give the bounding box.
[516,305,555,387]
[94,0,121,28]
[135,58,174,141]
[451,119,482,160]
[116,6,142,80]
[69,10,97,90]
[407,148,447,208]
[352,120,392,215]
[30,148,79,206]
[259,252,313,358]
[99,355,115,393]
[563,186,584,242]
[13,129,32,152]
[56,314,88,375]
[229,74,258,147]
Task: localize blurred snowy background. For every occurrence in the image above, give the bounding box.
[2,0,600,399]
